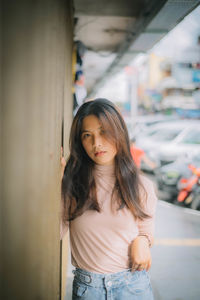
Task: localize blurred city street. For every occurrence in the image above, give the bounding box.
[65,199,200,300]
[151,200,200,300]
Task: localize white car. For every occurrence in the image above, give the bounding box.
[135,120,200,170]
[125,114,179,139]
[156,126,200,165]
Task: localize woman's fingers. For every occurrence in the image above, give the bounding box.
[132,259,151,271]
[137,264,146,271]
[60,147,66,165]
[60,147,66,180]
[132,263,143,271]
[131,263,139,271]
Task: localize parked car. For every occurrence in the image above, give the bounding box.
[134,114,179,137]
[135,120,200,171]
[155,125,200,166]
[125,114,179,139]
[154,153,200,202]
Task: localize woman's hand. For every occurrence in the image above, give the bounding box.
[60,147,66,180]
[131,236,152,272]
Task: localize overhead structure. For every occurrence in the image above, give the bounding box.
[73,0,200,97]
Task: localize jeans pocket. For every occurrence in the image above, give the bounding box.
[73,281,88,298]
[126,271,151,296]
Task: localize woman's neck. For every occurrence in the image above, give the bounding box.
[94,163,115,176]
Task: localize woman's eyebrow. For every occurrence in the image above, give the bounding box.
[82,126,102,133]
[81,129,90,133]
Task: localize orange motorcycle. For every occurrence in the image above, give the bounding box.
[177,164,200,210]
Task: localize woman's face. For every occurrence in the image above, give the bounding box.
[81,114,117,165]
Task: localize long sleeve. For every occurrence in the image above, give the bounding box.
[137,175,158,247]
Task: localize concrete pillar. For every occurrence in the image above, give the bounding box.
[1,1,73,299]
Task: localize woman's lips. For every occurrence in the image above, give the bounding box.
[94,151,106,157]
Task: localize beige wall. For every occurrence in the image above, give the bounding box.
[1,1,73,299]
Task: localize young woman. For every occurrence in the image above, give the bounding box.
[60,98,157,300]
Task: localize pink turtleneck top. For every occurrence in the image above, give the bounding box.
[60,164,157,274]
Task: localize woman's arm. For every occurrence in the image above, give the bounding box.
[131,176,158,271]
[60,146,66,180]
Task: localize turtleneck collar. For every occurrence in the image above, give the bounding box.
[94,163,116,194]
[94,163,115,177]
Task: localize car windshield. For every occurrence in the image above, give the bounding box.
[148,128,182,141]
[181,129,200,144]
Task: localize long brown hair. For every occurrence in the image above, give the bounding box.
[62,98,149,223]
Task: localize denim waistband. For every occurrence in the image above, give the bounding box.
[72,267,144,288]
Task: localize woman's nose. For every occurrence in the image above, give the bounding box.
[93,134,102,147]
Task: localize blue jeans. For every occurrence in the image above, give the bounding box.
[72,268,154,300]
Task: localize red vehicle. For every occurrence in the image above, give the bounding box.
[177,164,200,209]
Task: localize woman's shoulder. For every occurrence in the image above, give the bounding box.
[139,174,154,189]
[139,174,157,198]
[138,174,158,211]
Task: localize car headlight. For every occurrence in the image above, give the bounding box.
[162,171,180,185]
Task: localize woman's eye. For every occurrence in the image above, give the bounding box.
[83,133,91,139]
